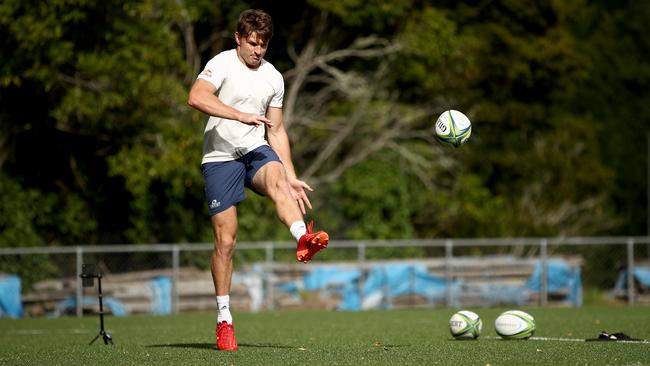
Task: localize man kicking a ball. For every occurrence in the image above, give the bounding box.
[187,9,329,351]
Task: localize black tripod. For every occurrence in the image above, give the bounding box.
[80,264,114,345]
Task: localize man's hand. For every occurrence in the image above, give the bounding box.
[287,177,313,215]
[238,113,274,128]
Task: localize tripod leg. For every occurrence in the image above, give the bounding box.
[87,275,114,346]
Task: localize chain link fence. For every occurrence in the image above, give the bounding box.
[1,237,649,317]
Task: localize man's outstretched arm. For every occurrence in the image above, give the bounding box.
[266,106,313,214]
[187,79,272,127]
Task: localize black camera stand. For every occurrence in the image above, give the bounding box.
[80,264,114,345]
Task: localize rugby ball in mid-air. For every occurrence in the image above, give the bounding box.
[434,110,472,148]
[494,310,536,339]
[449,310,482,339]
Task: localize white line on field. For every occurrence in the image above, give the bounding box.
[483,336,583,342]
[484,336,649,344]
[1,329,91,336]
[529,336,585,342]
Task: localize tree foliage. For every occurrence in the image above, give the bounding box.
[1,0,648,251]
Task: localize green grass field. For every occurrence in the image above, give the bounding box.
[1,305,649,365]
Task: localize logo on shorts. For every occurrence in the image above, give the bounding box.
[209,200,220,209]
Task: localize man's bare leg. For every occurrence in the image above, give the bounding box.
[251,161,302,225]
[210,205,239,350]
[210,206,238,318]
[252,161,329,262]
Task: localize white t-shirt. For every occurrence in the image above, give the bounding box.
[197,49,284,163]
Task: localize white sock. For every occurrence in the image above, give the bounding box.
[216,295,232,324]
[290,221,307,241]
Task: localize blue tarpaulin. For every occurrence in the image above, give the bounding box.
[52,296,127,317]
[0,275,23,318]
[302,263,454,311]
[51,276,170,316]
[291,259,582,310]
[361,263,451,309]
[148,276,172,315]
[613,266,650,292]
[303,267,361,310]
[525,259,583,305]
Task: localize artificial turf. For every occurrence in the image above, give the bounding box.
[0,305,648,365]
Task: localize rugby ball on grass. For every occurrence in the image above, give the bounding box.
[449,310,482,339]
[494,310,535,339]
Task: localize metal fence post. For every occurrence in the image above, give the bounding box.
[172,245,180,315]
[445,240,453,307]
[627,238,635,305]
[265,243,274,310]
[76,246,83,317]
[540,239,548,307]
[358,242,366,309]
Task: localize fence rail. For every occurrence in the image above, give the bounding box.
[1,236,649,316]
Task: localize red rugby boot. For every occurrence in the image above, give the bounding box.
[216,321,238,351]
[296,221,329,263]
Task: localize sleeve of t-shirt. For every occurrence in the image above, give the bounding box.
[269,72,284,108]
[196,53,227,89]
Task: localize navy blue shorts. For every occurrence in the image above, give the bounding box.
[202,145,281,216]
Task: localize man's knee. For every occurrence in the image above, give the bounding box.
[255,162,286,193]
[271,176,291,196]
[214,237,236,258]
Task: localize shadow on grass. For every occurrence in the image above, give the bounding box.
[238,343,296,349]
[147,342,296,350]
[147,343,214,350]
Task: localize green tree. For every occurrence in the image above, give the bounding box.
[0,0,645,252]
[570,1,650,235]
[445,0,617,236]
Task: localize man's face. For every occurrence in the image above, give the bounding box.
[235,32,268,68]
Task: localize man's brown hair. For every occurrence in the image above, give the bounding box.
[237,9,273,44]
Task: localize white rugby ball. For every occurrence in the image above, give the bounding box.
[434,110,472,148]
[494,310,535,339]
[449,310,482,339]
